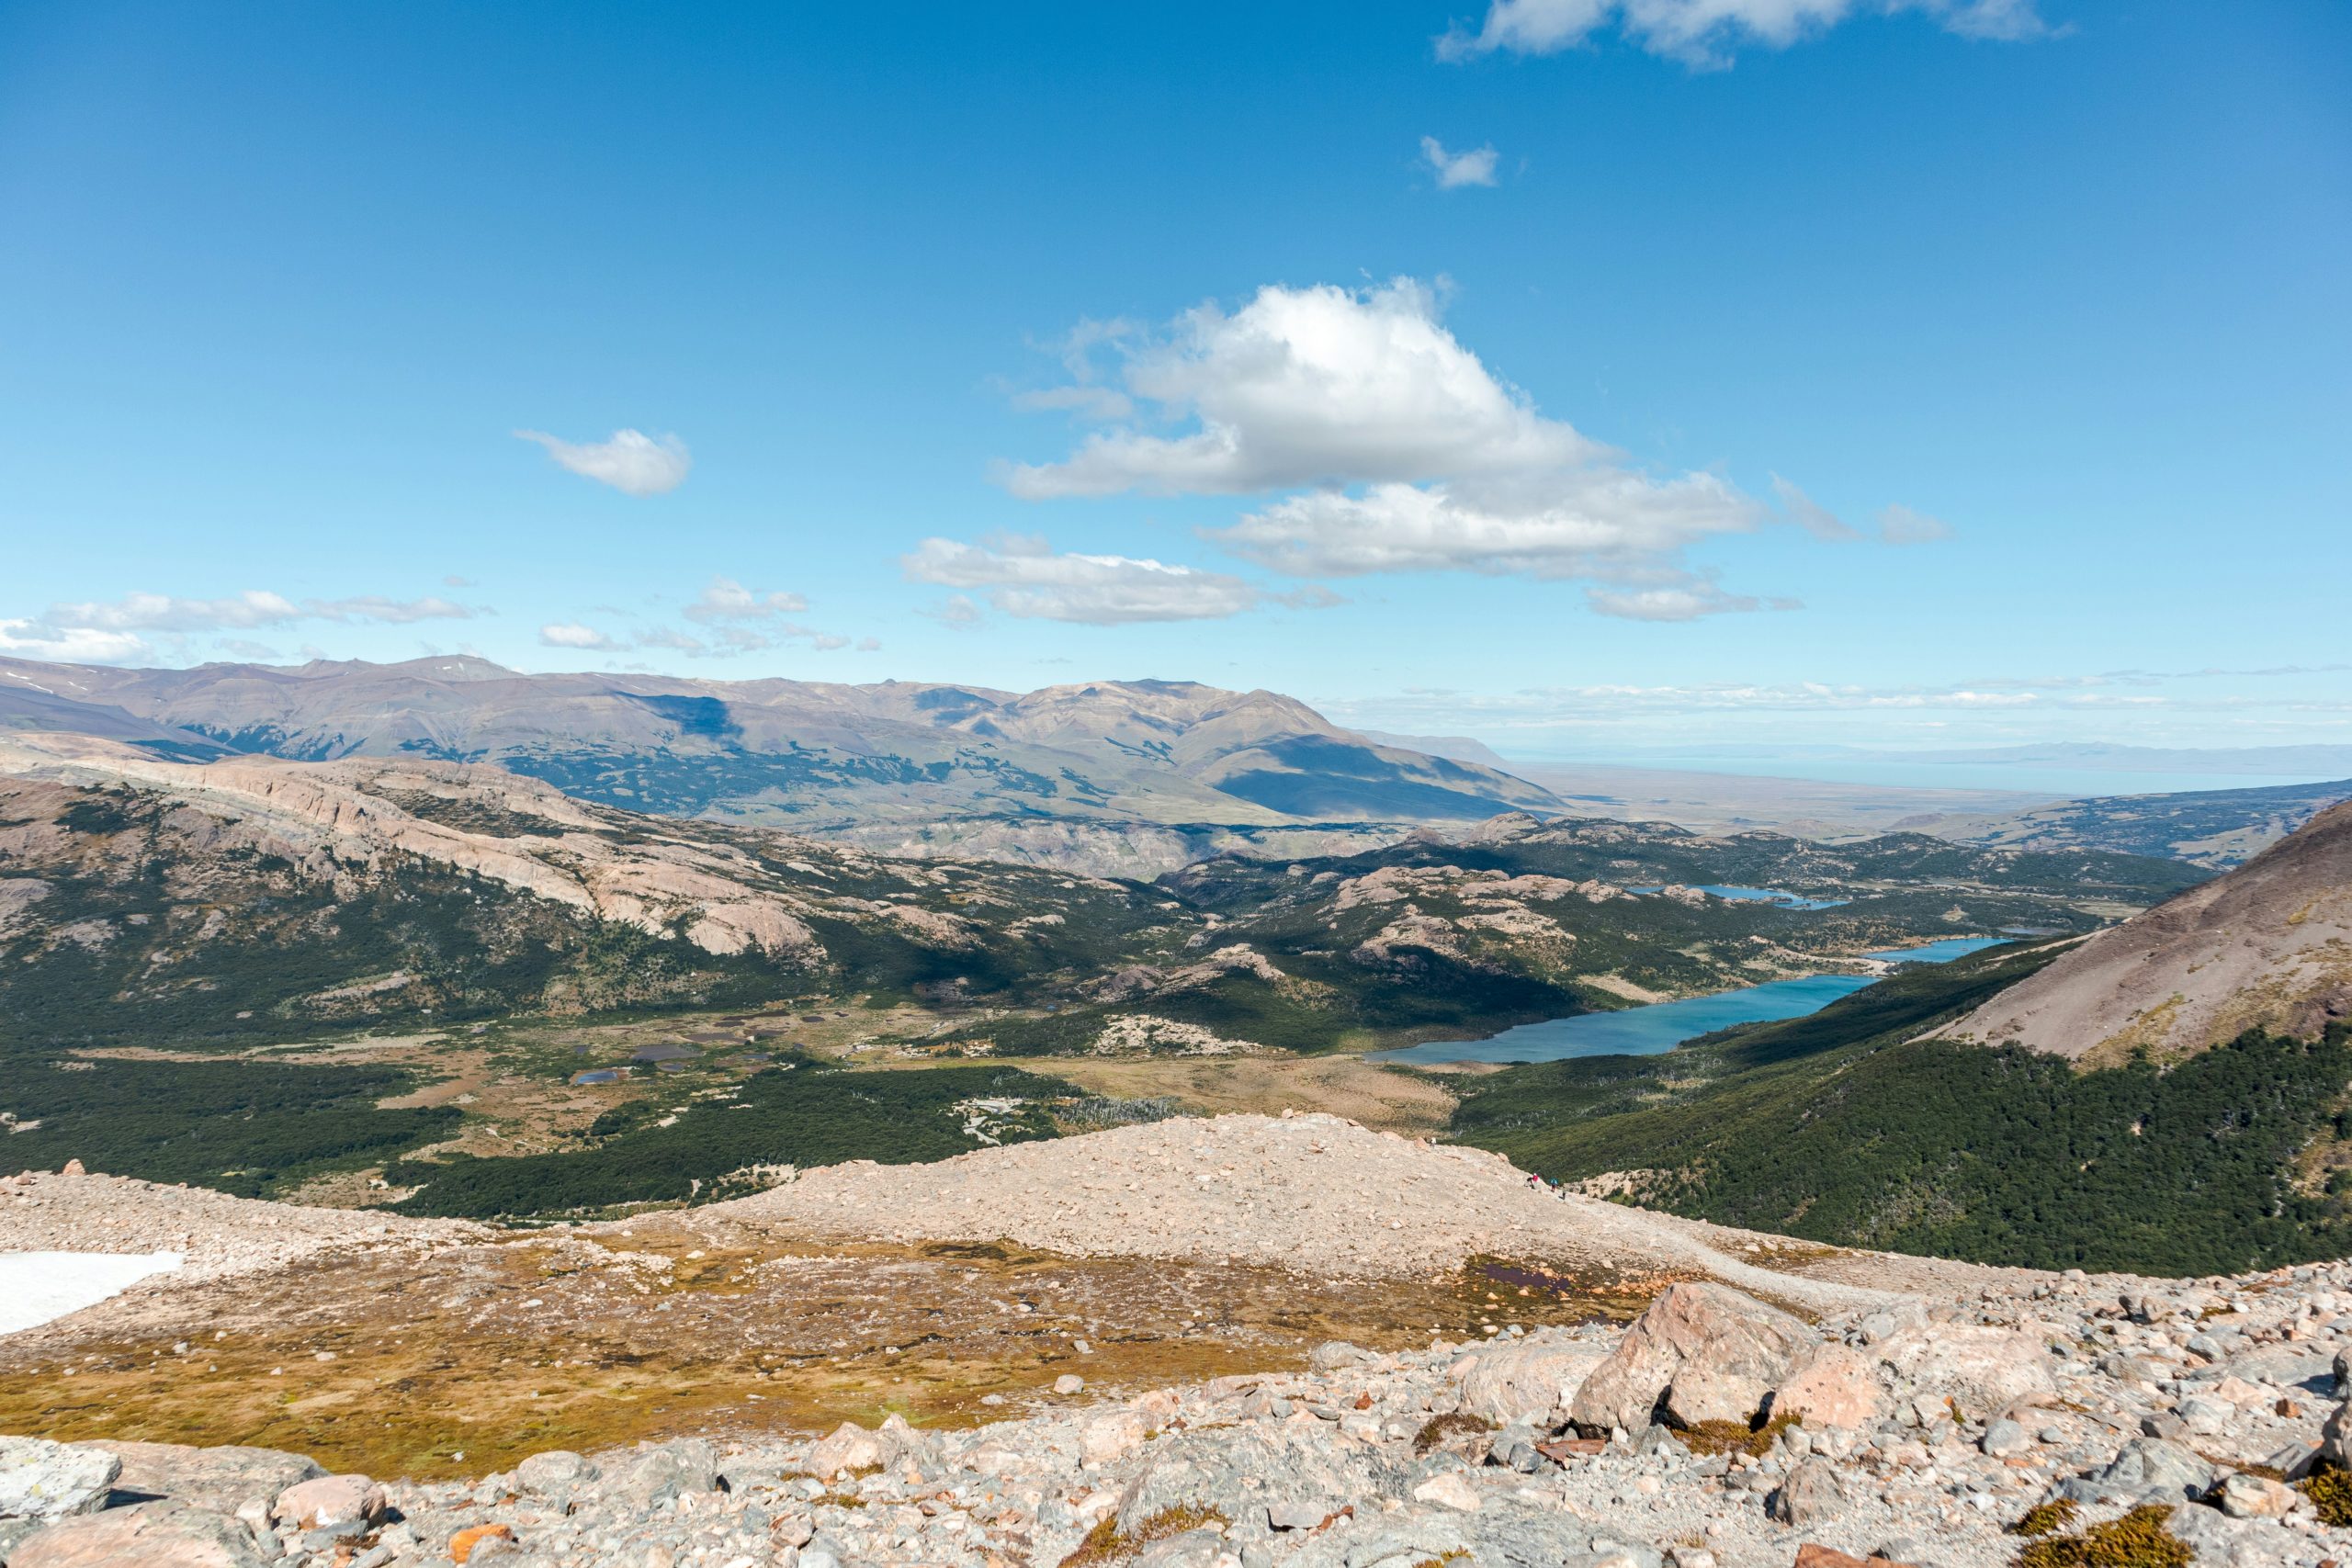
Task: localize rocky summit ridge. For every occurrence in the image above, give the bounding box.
[1940,797,2352,1063]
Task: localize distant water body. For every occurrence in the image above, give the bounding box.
[1373,937,2004,1066]
[1628,884,1850,910]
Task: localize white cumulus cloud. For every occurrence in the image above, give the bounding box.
[1420,136,1500,188]
[1215,473,1760,586]
[514,428,692,496]
[903,535,1315,626]
[1005,278,1784,617]
[1001,278,1598,499]
[1439,0,2047,68]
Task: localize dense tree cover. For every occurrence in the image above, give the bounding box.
[956,960,1584,1057]
[385,1057,1080,1220]
[0,834,792,1049]
[1448,945,2352,1275]
[0,1055,458,1198]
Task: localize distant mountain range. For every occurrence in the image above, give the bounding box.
[1922,774,2352,868]
[0,656,1562,874]
[1898,740,2352,774]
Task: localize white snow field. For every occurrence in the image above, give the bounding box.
[0,1250,182,1334]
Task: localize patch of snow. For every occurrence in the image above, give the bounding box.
[0,1250,183,1334]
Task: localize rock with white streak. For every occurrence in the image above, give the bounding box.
[0,1439,119,1523]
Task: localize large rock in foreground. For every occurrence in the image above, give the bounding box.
[8,1500,270,1568]
[1567,1281,1820,1432]
[0,1438,119,1523]
[73,1441,321,1521]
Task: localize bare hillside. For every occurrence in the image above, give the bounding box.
[1939,798,2352,1062]
[706,1111,2006,1307]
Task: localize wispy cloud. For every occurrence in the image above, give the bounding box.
[903,533,1330,625]
[1438,0,2049,70]
[514,428,692,496]
[541,604,854,659]
[0,590,482,666]
[43,591,478,632]
[1876,503,1953,544]
[1420,136,1500,188]
[923,594,988,631]
[538,622,623,651]
[1770,475,1859,541]
[683,576,810,623]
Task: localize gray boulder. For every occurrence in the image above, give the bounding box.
[1877,1324,2056,1420]
[71,1440,321,1521]
[1981,1417,2030,1457]
[611,1438,721,1509]
[514,1450,598,1498]
[2088,1437,2218,1503]
[1454,1337,1610,1426]
[1114,1424,1391,1540]
[0,1438,119,1522]
[1308,1341,1373,1373]
[7,1499,271,1568]
[1766,1457,1849,1527]
[2324,1395,2352,1471]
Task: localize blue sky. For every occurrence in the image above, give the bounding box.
[2,0,2346,761]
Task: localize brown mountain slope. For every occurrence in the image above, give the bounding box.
[0,657,1562,874]
[1937,797,2352,1063]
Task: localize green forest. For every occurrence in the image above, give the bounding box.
[2,1054,459,1199]
[1446,943,2352,1275]
[385,1056,1080,1220]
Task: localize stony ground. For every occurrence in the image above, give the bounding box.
[7,1258,2352,1567]
[0,1168,482,1289]
[704,1113,2008,1313]
[7,1116,2352,1567]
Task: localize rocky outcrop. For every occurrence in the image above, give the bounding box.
[1567,1281,1821,1432]
[8,1499,274,1568]
[0,1438,116,1523]
[1454,1338,1612,1426]
[1940,797,2352,1061]
[0,735,826,961]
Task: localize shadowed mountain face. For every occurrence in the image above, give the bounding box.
[1939,798,2352,1064]
[0,658,1562,873]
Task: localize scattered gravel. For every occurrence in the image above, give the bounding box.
[707,1111,1980,1313]
[0,1169,481,1301]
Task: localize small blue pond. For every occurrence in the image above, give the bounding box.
[1629,884,1851,910]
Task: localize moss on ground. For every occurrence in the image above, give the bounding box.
[2012,1505,2189,1568]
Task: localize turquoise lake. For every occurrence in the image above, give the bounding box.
[1372,937,2005,1066]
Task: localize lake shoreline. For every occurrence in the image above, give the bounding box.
[1371,936,2006,1066]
